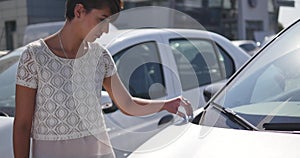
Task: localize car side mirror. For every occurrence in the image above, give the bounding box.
[101,91,118,114]
[203,82,226,102]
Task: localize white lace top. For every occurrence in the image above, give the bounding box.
[16,39,117,141]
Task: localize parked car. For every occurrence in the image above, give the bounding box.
[22,21,118,45]
[128,20,300,158]
[0,117,14,158]
[260,34,276,48]
[232,40,260,56]
[0,28,249,157]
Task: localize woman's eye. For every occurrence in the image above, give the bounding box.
[99,18,111,23]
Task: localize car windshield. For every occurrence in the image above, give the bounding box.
[0,47,24,116]
[211,20,300,130]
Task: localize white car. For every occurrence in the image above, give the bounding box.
[22,21,118,45]
[0,28,249,157]
[129,20,300,158]
[232,40,260,56]
[0,50,9,57]
[97,28,249,155]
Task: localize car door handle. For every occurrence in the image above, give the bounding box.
[158,114,174,126]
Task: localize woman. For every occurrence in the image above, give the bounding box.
[13,0,192,157]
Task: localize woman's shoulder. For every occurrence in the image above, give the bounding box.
[27,39,45,49]
[23,39,45,55]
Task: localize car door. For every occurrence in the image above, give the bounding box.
[160,30,240,110]
[101,31,177,156]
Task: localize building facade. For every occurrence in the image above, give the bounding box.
[0,0,65,50]
[0,0,294,50]
[122,0,294,43]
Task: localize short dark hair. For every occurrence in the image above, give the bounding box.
[65,0,122,20]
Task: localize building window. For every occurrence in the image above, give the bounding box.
[246,20,263,40]
[223,0,237,9]
[208,0,222,8]
[268,0,275,13]
[183,0,203,8]
[5,21,16,50]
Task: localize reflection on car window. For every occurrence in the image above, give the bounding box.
[213,21,300,124]
[250,65,285,102]
[113,42,166,99]
[219,48,300,109]
[170,38,230,91]
[251,50,300,103]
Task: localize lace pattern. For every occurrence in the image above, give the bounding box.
[16,39,117,140]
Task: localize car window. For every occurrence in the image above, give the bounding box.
[240,43,257,52]
[216,21,300,108]
[211,21,300,129]
[170,38,229,91]
[221,49,300,124]
[113,42,166,99]
[0,57,19,104]
[250,65,286,103]
[215,44,235,78]
[249,50,300,104]
[0,54,20,116]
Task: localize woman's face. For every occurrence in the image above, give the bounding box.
[80,6,112,42]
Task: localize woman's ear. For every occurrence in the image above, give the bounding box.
[74,3,86,19]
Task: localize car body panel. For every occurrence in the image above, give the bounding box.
[0,117,14,158]
[129,122,300,158]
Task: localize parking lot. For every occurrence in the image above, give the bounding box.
[1,1,300,158]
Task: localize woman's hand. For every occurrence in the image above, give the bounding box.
[162,96,193,118]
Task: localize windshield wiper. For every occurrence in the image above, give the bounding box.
[211,102,259,131]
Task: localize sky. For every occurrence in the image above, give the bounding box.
[278,0,300,28]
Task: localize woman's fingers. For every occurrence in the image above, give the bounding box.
[176,110,185,118]
[180,97,193,116]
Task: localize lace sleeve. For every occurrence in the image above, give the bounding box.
[103,50,117,78]
[16,46,38,89]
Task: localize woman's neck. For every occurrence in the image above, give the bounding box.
[59,21,88,58]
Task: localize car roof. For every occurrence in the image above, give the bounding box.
[232,40,256,46]
[0,46,25,60]
[23,21,118,45]
[97,28,230,47]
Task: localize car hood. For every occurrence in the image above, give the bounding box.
[129,123,300,158]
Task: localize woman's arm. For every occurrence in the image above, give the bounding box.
[103,74,192,117]
[13,85,36,158]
